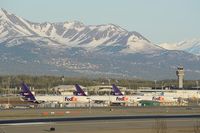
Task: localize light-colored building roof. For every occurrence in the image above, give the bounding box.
[51,85,86,92]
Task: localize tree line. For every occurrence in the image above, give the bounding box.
[0,75,199,94]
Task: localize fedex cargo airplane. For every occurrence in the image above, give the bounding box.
[130,91,178,103]
[20,83,89,104]
[88,84,130,104]
[21,83,130,105]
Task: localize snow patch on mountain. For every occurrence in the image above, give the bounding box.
[159,38,200,55]
[0,8,164,54]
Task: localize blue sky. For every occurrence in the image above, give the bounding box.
[1,0,200,43]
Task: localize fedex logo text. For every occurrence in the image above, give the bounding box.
[65,96,77,101]
[116,97,128,101]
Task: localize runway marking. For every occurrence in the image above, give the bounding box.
[1,119,192,127]
[1,122,50,126]
[1,115,200,127]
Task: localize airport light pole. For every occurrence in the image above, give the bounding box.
[196,81,199,105]
[7,76,10,106]
[107,77,111,95]
[7,89,10,104]
[61,76,65,84]
[154,80,157,90]
[87,97,91,111]
[124,75,131,90]
[161,81,164,90]
[108,79,111,86]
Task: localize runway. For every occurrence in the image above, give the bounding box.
[1,114,200,124]
[1,107,200,133]
[0,118,199,133]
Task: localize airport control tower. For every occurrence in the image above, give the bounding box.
[176,66,184,89]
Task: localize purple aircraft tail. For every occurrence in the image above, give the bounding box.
[111,84,123,96]
[74,84,87,96]
[21,83,37,102]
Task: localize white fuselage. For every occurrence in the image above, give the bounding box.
[34,95,89,103]
[34,95,130,104]
[89,95,130,103]
[33,89,198,104]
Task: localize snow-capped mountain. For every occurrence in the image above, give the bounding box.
[1,8,200,80]
[159,39,200,55]
[0,8,163,53]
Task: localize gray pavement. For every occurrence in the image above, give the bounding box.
[1,107,200,133]
[0,118,198,133]
[1,106,200,120]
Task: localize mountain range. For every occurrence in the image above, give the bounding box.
[0,8,200,80]
[159,39,200,56]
